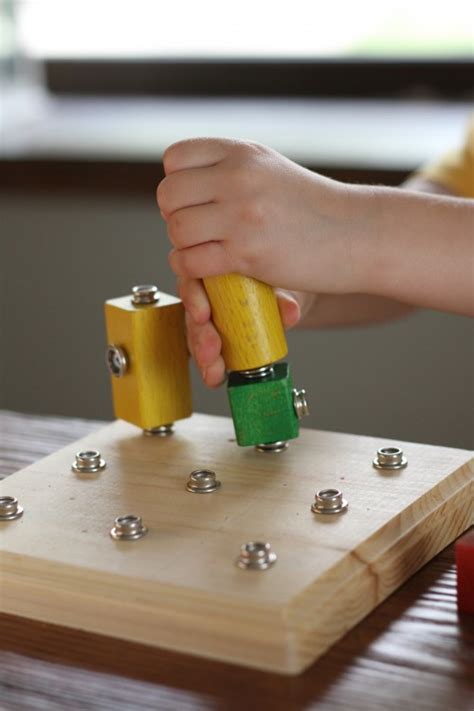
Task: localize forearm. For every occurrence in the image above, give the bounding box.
[297,177,472,326]
[295,292,415,329]
[360,187,474,316]
[401,176,455,197]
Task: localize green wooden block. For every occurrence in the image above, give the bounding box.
[227,362,299,447]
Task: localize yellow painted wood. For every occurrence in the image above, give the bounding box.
[1,414,472,674]
[203,274,287,371]
[104,293,192,430]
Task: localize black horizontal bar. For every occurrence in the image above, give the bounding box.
[45,58,474,98]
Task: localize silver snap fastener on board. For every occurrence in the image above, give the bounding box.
[236,542,277,570]
[0,496,24,521]
[311,488,348,515]
[110,515,148,541]
[72,450,106,474]
[373,446,407,470]
[186,469,221,494]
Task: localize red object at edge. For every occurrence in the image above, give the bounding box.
[456,527,474,614]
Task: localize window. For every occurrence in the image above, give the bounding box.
[13,0,474,59]
[3,0,473,96]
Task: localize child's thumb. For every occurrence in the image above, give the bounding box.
[275,290,301,330]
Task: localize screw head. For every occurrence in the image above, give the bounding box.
[131,284,160,305]
[143,424,174,437]
[236,542,277,570]
[293,388,310,419]
[373,446,407,470]
[311,488,348,515]
[106,344,128,378]
[255,441,289,453]
[0,496,24,521]
[186,469,221,494]
[110,514,148,541]
[72,450,106,474]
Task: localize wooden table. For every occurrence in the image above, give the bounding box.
[1,410,473,710]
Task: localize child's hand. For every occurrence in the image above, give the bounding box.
[158,136,474,357]
[157,138,366,296]
[178,276,304,387]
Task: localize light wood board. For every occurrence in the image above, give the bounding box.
[1,414,472,674]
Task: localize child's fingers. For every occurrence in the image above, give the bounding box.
[157,167,216,218]
[169,243,239,280]
[177,277,211,325]
[202,356,226,389]
[185,311,222,370]
[168,203,228,251]
[275,290,302,329]
[163,138,233,174]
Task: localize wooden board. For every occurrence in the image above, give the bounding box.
[0,414,472,675]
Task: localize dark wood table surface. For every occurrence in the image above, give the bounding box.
[0,410,473,711]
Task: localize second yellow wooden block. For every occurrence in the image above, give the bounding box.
[104,291,192,430]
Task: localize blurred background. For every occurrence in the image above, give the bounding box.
[1,0,473,449]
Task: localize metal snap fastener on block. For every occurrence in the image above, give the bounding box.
[255,441,289,453]
[186,469,221,494]
[110,515,148,541]
[236,541,277,570]
[72,450,106,474]
[0,496,24,521]
[131,284,160,306]
[311,488,348,515]
[293,388,310,419]
[106,344,128,378]
[373,446,407,470]
[240,365,275,379]
[143,424,174,437]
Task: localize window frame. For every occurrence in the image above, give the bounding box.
[45,58,474,98]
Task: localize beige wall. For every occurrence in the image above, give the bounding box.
[1,192,472,449]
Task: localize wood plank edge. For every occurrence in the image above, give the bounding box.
[285,475,473,673]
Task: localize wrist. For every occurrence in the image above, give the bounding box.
[327,181,380,295]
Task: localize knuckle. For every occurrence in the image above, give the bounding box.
[163,142,183,174]
[237,140,267,165]
[239,196,266,227]
[227,164,253,193]
[167,212,183,245]
[176,249,197,278]
[156,177,169,209]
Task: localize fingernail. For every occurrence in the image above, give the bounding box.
[201,368,207,383]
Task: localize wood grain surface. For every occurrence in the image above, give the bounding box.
[0,410,473,710]
[203,274,288,370]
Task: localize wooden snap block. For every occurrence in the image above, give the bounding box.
[204,273,288,371]
[455,527,474,614]
[104,292,192,430]
[227,362,299,446]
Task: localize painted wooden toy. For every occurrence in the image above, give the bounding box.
[104,284,192,434]
[204,273,309,448]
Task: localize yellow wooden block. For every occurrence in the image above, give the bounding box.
[104,292,192,430]
[203,274,288,371]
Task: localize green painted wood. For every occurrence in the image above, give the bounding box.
[227,363,299,446]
